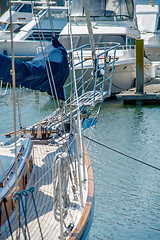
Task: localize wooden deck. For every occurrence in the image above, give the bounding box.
[1,136,88,239]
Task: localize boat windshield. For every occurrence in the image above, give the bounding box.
[12,3,32,13]
[59,34,126,50]
[71,0,134,19]
[0,23,7,31]
[19,4,32,13]
[40,9,67,20]
[11,3,22,11]
[0,23,24,33]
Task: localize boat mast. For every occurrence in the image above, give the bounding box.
[46,0,55,38]
[82,0,96,66]
[9,0,19,238]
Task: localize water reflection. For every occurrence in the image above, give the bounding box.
[0,88,54,134]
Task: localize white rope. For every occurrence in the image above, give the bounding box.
[30,2,76,177]
[68,0,84,207]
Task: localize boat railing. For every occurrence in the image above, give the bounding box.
[35,7,68,20]
[64,41,120,107]
[118,44,136,58]
[71,15,133,23]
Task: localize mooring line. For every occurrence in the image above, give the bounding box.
[84,135,160,171]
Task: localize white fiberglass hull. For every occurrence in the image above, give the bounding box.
[144,46,160,62]
[0,40,51,57]
[110,58,152,94]
[73,58,152,95]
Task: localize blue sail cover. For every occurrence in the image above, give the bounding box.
[0,38,69,100]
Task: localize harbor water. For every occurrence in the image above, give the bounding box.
[87,100,160,240]
[0,90,160,239]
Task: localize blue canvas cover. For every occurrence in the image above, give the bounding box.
[0,38,69,100]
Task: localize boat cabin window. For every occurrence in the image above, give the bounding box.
[11,3,22,12]
[27,31,53,41]
[157,16,160,31]
[12,3,32,13]
[40,9,67,20]
[59,34,126,50]
[19,4,32,13]
[0,23,7,31]
[12,24,24,33]
[127,36,136,46]
[0,23,24,33]
[71,0,134,19]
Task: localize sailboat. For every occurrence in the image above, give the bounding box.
[0,1,119,239]
[59,0,152,94]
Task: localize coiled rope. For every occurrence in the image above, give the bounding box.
[84,135,160,171]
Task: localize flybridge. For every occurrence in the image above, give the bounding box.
[136,0,160,33]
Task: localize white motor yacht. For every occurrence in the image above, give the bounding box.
[136,0,160,77]
[0,0,45,40]
[0,4,67,57]
[59,0,152,94]
[136,0,160,61]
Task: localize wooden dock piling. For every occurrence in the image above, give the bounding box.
[136,39,144,94]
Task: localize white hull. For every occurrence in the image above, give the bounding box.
[144,45,160,62]
[136,0,160,62]
[0,40,51,57]
[72,57,152,95]
[111,59,152,94]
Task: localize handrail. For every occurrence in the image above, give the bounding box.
[71,15,133,22]
[68,41,120,54]
[64,41,120,106]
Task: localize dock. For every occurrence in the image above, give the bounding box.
[116,78,160,105]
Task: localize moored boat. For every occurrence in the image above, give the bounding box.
[136,0,160,78]
[59,0,152,94]
[0,0,121,237]
[136,0,160,62]
[0,2,68,57]
[0,26,119,240]
[0,0,51,40]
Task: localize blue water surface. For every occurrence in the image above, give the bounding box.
[87,99,160,240]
